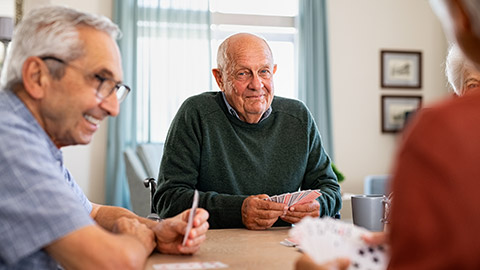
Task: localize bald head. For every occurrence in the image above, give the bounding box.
[212,32,277,124]
[216,33,274,76]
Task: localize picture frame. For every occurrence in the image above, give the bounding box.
[381,95,422,133]
[15,0,24,25]
[381,50,422,89]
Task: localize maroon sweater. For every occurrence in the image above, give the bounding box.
[388,91,480,269]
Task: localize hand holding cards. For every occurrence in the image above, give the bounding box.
[289,217,389,270]
[265,189,322,207]
[182,189,199,246]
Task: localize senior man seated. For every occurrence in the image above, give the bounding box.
[0,6,209,269]
[154,33,341,230]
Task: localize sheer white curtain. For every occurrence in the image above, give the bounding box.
[107,0,212,207]
[136,0,212,143]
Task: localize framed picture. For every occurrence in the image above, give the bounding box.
[15,0,24,25]
[381,50,422,89]
[381,95,422,133]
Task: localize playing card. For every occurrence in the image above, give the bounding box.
[153,261,228,270]
[289,217,389,270]
[294,190,322,206]
[284,193,292,206]
[182,190,199,246]
[265,190,322,207]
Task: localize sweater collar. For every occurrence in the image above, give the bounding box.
[221,91,272,123]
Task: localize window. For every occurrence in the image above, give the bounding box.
[136,0,298,143]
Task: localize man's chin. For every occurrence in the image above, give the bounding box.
[246,101,269,110]
[70,134,94,147]
[246,106,267,114]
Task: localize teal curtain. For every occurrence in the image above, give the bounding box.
[297,0,334,158]
[106,0,211,208]
[105,0,139,208]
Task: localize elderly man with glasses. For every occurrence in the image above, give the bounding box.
[0,6,208,270]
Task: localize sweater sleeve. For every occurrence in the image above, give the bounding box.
[301,112,342,217]
[153,96,247,228]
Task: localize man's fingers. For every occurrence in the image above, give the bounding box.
[258,199,288,211]
[183,233,207,247]
[246,196,286,217]
[280,215,302,224]
[193,208,210,227]
[257,194,270,200]
[194,219,210,234]
[289,200,320,212]
[278,200,321,224]
[189,219,209,240]
[242,195,287,230]
[177,244,201,254]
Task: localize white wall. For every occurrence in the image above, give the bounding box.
[21,1,450,210]
[23,0,113,204]
[0,0,14,16]
[328,0,449,217]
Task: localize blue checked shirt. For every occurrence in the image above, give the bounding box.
[0,89,95,269]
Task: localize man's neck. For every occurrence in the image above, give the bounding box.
[221,91,271,124]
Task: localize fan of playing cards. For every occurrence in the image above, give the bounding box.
[265,189,322,207]
[289,217,389,270]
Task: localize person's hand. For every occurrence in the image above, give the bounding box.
[280,200,320,224]
[294,232,386,270]
[112,217,156,254]
[295,254,350,270]
[241,194,287,230]
[361,231,388,246]
[153,208,209,254]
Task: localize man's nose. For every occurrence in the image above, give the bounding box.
[248,73,264,90]
[100,93,120,117]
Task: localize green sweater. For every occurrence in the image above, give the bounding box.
[154,91,341,228]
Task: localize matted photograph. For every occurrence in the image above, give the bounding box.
[381,50,422,89]
[381,95,422,133]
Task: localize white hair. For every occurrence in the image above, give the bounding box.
[216,37,231,76]
[1,5,120,89]
[446,44,470,95]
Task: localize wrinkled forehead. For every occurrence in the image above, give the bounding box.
[228,39,274,67]
[77,26,123,80]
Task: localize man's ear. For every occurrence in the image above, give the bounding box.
[212,68,224,91]
[21,57,51,99]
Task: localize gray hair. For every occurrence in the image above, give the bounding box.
[1,5,121,89]
[445,44,476,95]
[216,38,232,76]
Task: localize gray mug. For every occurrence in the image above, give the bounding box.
[351,194,385,231]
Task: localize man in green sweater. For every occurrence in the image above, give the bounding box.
[154,33,341,229]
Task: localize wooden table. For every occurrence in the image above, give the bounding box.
[145,227,301,270]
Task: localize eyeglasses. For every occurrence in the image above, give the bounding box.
[40,56,131,103]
